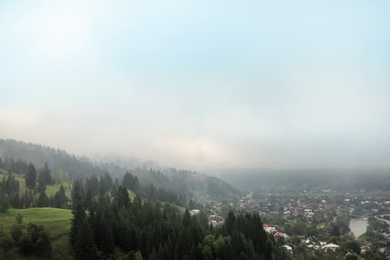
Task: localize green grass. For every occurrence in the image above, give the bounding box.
[0,208,73,259]
[0,170,73,198]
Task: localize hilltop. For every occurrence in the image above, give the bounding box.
[0,139,241,200]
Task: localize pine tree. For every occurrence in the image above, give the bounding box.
[225,211,236,236]
[101,224,114,254]
[182,209,192,229]
[40,163,53,185]
[36,171,47,194]
[115,185,130,209]
[25,163,37,189]
[73,219,97,260]
[149,247,158,260]
[85,189,93,210]
[122,172,140,191]
[37,192,49,207]
[70,182,86,246]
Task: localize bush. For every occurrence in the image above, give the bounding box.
[9,224,23,243]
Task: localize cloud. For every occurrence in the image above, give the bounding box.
[0,1,390,172]
[6,1,102,60]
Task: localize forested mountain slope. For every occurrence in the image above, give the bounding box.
[0,139,241,199]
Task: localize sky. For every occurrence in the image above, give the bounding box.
[1,1,390,173]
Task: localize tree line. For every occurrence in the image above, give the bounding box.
[70,180,279,260]
[1,158,186,212]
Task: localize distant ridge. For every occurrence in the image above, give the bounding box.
[222,168,390,191]
[0,138,241,199]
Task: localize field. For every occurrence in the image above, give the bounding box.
[0,169,73,198]
[0,208,73,259]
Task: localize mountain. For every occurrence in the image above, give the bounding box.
[0,139,108,179]
[0,139,241,199]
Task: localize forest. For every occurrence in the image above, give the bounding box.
[0,140,282,259]
[0,159,281,259]
[69,180,279,259]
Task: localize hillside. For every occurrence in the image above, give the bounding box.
[0,139,241,200]
[0,139,109,180]
[0,208,73,259]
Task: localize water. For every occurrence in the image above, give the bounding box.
[349,218,368,238]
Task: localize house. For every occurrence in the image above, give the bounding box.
[322,243,340,251]
[264,226,277,234]
[274,232,284,238]
[190,209,200,215]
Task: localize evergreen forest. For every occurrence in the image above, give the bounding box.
[0,140,282,259]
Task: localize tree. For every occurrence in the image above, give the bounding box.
[195,211,209,232]
[70,182,86,246]
[214,236,235,260]
[100,223,114,254]
[52,185,68,209]
[293,220,307,236]
[202,245,213,260]
[182,209,192,229]
[122,172,140,192]
[18,223,51,257]
[18,233,33,255]
[15,213,23,224]
[99,173,113,193]
[331,224,341,237]
[225,211,236,236]
[36,192,49,207]
[0,235,15,256]
[36,170,47,194]
[0,199,9,213]
[25,163,37,189]
[10,224,24,243]
[345,253,358,260]
[85,189,93,210]
[73,219,97,260]
[40,163,53,185]
[115,185,130,209]
[33,226,52,258]
[188,199,195,210]
[347,241,361,255]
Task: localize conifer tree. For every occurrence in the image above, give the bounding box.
[40,163,53,185]
[73,219,97,260]
[70,182,86,246]
[25,163,36,189]
[115,185,129,209]
[37,192,49,207]
[36,171,47,194]
[85,189,93,210]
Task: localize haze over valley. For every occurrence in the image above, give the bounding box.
[1,1,390,259]
[1,1,389,175]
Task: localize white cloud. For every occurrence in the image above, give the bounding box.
[5,1,102,61]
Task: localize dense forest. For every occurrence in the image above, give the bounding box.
[0,157,185,211]
[70,180,281,259]
[0,139,284,259]
[0,139,241,200]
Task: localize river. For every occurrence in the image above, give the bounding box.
[349,218,368,238]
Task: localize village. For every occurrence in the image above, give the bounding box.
[196,188,390,259]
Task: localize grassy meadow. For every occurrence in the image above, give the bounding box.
[0,169,73,199]
[0,208,73,259]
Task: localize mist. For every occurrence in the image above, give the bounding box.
[1,1,390,173]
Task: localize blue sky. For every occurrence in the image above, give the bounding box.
[1,1,389,172]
